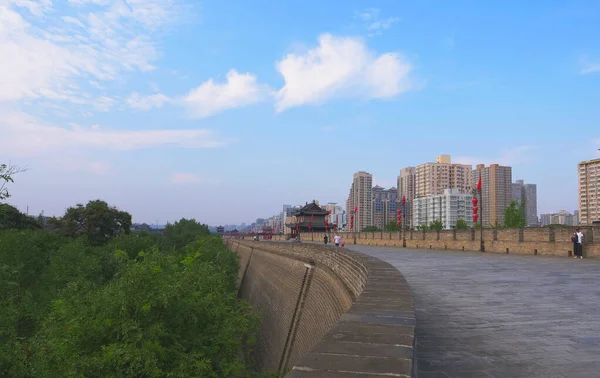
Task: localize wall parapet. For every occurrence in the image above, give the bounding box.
[274,225,600,258]
[225,239,415,378]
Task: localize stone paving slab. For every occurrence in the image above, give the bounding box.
[347,245,600,378]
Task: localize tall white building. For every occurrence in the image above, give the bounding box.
[412,189,474,230]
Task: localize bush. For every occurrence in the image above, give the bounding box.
[1,229,259,377]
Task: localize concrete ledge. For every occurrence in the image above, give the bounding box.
[226,240,415,378]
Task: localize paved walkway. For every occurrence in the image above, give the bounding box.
[346,246,600,378]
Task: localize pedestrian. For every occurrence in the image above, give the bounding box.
[572,228,584,259]
[324,234,328,245]
[333,233,341,247]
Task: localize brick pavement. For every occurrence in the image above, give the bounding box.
[346,245,600,378]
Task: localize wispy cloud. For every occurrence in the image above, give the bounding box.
[0,110,225,159]
[580,57,600,74]
[322,126,336,132]
[454,146,538,166]
[274,34,413,112]
[127,92,172,110]
[171,173,218,184]
[0,0,183,108]
[355,8,398,37]
[182,70,269,118]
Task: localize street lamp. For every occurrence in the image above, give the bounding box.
[353,206,358,244]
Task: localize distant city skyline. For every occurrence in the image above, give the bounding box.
[2,0,599,225]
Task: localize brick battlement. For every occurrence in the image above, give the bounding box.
[278,225,600,258]
[224,239,416,377]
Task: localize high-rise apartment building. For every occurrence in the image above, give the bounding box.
[578,158,600,224]
[372,186,398,229]
[346,171,373,231]
[472,164,512,227]
[511,180,538,226]
[412,189,474,230]
[397,167,416,202]
[415,155,472,198]
[540,210,578,226]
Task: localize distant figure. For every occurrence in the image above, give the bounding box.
[324,234,328,245]
[572,228,584,258]
[333,234,341,247]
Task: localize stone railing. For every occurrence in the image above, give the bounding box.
[225,239,415,377]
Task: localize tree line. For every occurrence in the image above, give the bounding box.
[0,164,272,377]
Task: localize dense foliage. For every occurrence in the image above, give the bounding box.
[503,200,526,228]
[46,200,132,246]
[455,219,469,230]
[384,221,401,232]
[0,202,260,377]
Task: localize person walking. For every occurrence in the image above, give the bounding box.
[324,234,328,245]
[333,234,341,247]
[572,228,584,259]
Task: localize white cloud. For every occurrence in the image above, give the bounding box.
[0,110,225,159]
[274,34,413,111]
[355,8,398,36]
[170,173,217,184]
[127,92,171,110]
[580,58,600,74]
[182,70,267,118]
[0,0,181,107]
[454,146,538,167]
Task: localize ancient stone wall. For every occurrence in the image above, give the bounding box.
[225,239,416,377]
[278,226,600,258]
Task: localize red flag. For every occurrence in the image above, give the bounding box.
[477,176,482,191]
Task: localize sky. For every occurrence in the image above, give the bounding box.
[1,0,599,226]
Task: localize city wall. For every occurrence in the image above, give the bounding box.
[273,226,600,258]
[225,239,415,377]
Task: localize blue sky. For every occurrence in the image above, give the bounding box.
[1,0,599,225]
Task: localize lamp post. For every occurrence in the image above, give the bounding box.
[401,196,407,247]
[353,206,358,244]
[473,174,484,252]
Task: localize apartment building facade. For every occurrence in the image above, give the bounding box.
[415,155,472,198]
[346,171,373,231]
[412,189,474,230]
[472,164,512,227]
[372,186,398,230]
[540,210,579,226]
[511,179,539,226]
[578,158,600,224]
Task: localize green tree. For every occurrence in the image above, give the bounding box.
[503,200,526,228]
[0,164,25,201]
[49,200,132,246]
[429,219,444,231]
[455,219,469,230]
[163,218,210,249]
[384,221,400,232]
[0,204,41,230]
[361,226,379,232]
[415,224,429,231]
[25,237,259,378]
